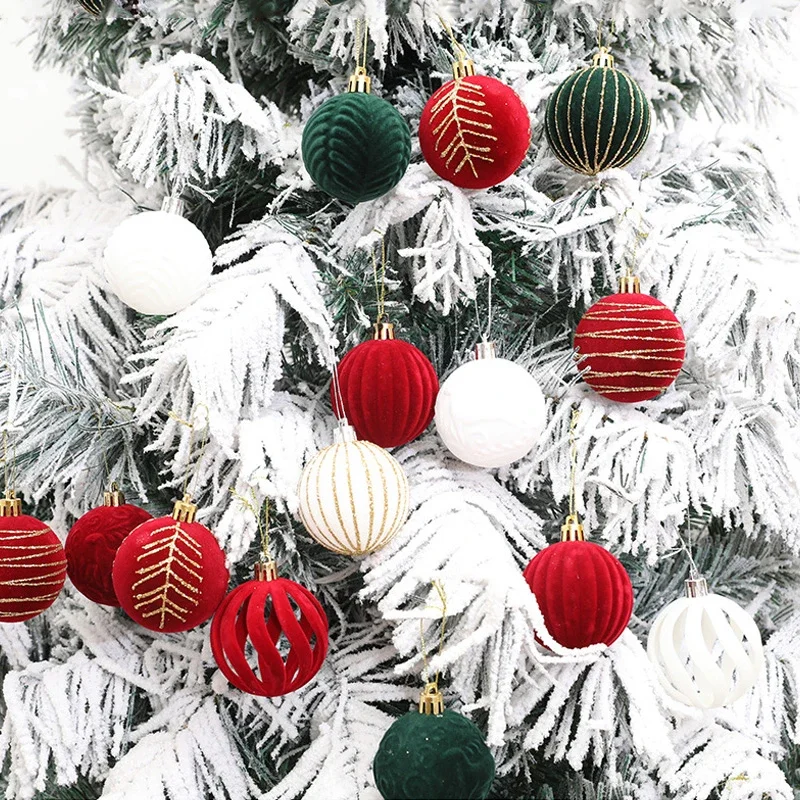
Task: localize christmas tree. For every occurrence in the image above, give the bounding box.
[1,1,799,798]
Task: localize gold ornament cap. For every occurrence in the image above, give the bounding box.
[255,560,278,581]
[0,490,22,518]
[618,274,641,294]
[452,54,476,80]
[373,321,396,340]
[592,47,615,68]
[347,66,372,94]
[419,681,445,715]
[560,513,585,542]
[103,482,126,507]
[474,340,497,361]
[172,494,197,524]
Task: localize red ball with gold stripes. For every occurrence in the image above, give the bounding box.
[574,288,685,403]
[0,492,67,623]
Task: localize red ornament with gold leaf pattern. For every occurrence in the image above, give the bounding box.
[574,276,685,403]
[419,53,530,190]
[112,495,229,633]
[210,559,329,696]
[0,491,67,623]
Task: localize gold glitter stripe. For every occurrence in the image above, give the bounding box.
[0,528,55,539]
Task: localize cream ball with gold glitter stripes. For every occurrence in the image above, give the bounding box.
[297,425,410,556]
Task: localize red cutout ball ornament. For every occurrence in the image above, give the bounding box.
[0,492,67,623]
[419,58,530,190]
[66,485,152,606]
[112,496,229,633]
[523,516,633,649]
[211,561,329,696]
[332,322,439,448]
[574,279,685,403]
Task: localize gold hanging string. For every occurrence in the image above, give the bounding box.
[419,580,448,689]
[568,407,580,517]
[230,487,271,563]
[354,19,369,71]
[2,430,8,496]
[372,236,388,324]
[168,404,210,500]
[329,343,347,421]
[438,15,467,61]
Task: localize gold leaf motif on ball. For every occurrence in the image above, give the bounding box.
[131,521,203,630]
[429,78,497,178]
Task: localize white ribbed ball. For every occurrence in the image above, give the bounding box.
[297,427,410,556]
[104,211,213,316]
[434,351,547,468]
[647,590,764,709]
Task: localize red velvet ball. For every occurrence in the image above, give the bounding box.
[332,336,439,448]
[112,515,229,633]
[210,574,328,696]
[523,540,633,649]
[419,74,531,190]
[574,292,685,403]
[66,503,153,606]
[0,514,67,623]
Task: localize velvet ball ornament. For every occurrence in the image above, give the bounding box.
[0,492,67,623]
[210,561,329,696]
[574,281,685,403]
[104,208,213,316]
[65,486,152,606]
[419,63,530,190]
[523,517,633,649]
[332,322,439,448]
[545,48,650,175]
[373,701,495,800]
[298,424,409,556]
[647,576,764,709]
[301,88,411,205]
[112,496,229,633]
[434,342,546,469]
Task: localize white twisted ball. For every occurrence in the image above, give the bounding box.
[434,354,546,468]
[297,428,409,556]
[104,210,213,316]
[647,591,764,709]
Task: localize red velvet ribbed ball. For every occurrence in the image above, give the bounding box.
[0,514,67,623]
[419,74,531,189]
[113,514,229,633]
[332,335,439,448]
[574,292,685,403]
[523,540,633,649]
[66,503,153,606]
[210,573,329,696]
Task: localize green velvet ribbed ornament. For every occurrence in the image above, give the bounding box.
[301,68,411,205]
[545,47,651,176]
[373,683,495,800]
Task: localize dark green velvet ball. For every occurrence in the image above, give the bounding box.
[373,710,495,800]
[545,63,651,175]
[301,92,411,205]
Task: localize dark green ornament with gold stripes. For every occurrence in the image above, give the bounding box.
[545,47,651,176]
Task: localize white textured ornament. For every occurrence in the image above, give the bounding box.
[297,425,410,556]
[647,578,764,709]
[103,210,213,315]
[434,343,547,468]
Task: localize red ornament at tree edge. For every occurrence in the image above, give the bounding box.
[112,495,229,633]
[0,491,67,623]
[574,276,685,403]
[66,484,152,606]
[332,321,439,449]
[523,515,633,649]
[419,55,530,190]
[211,560,328,696]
